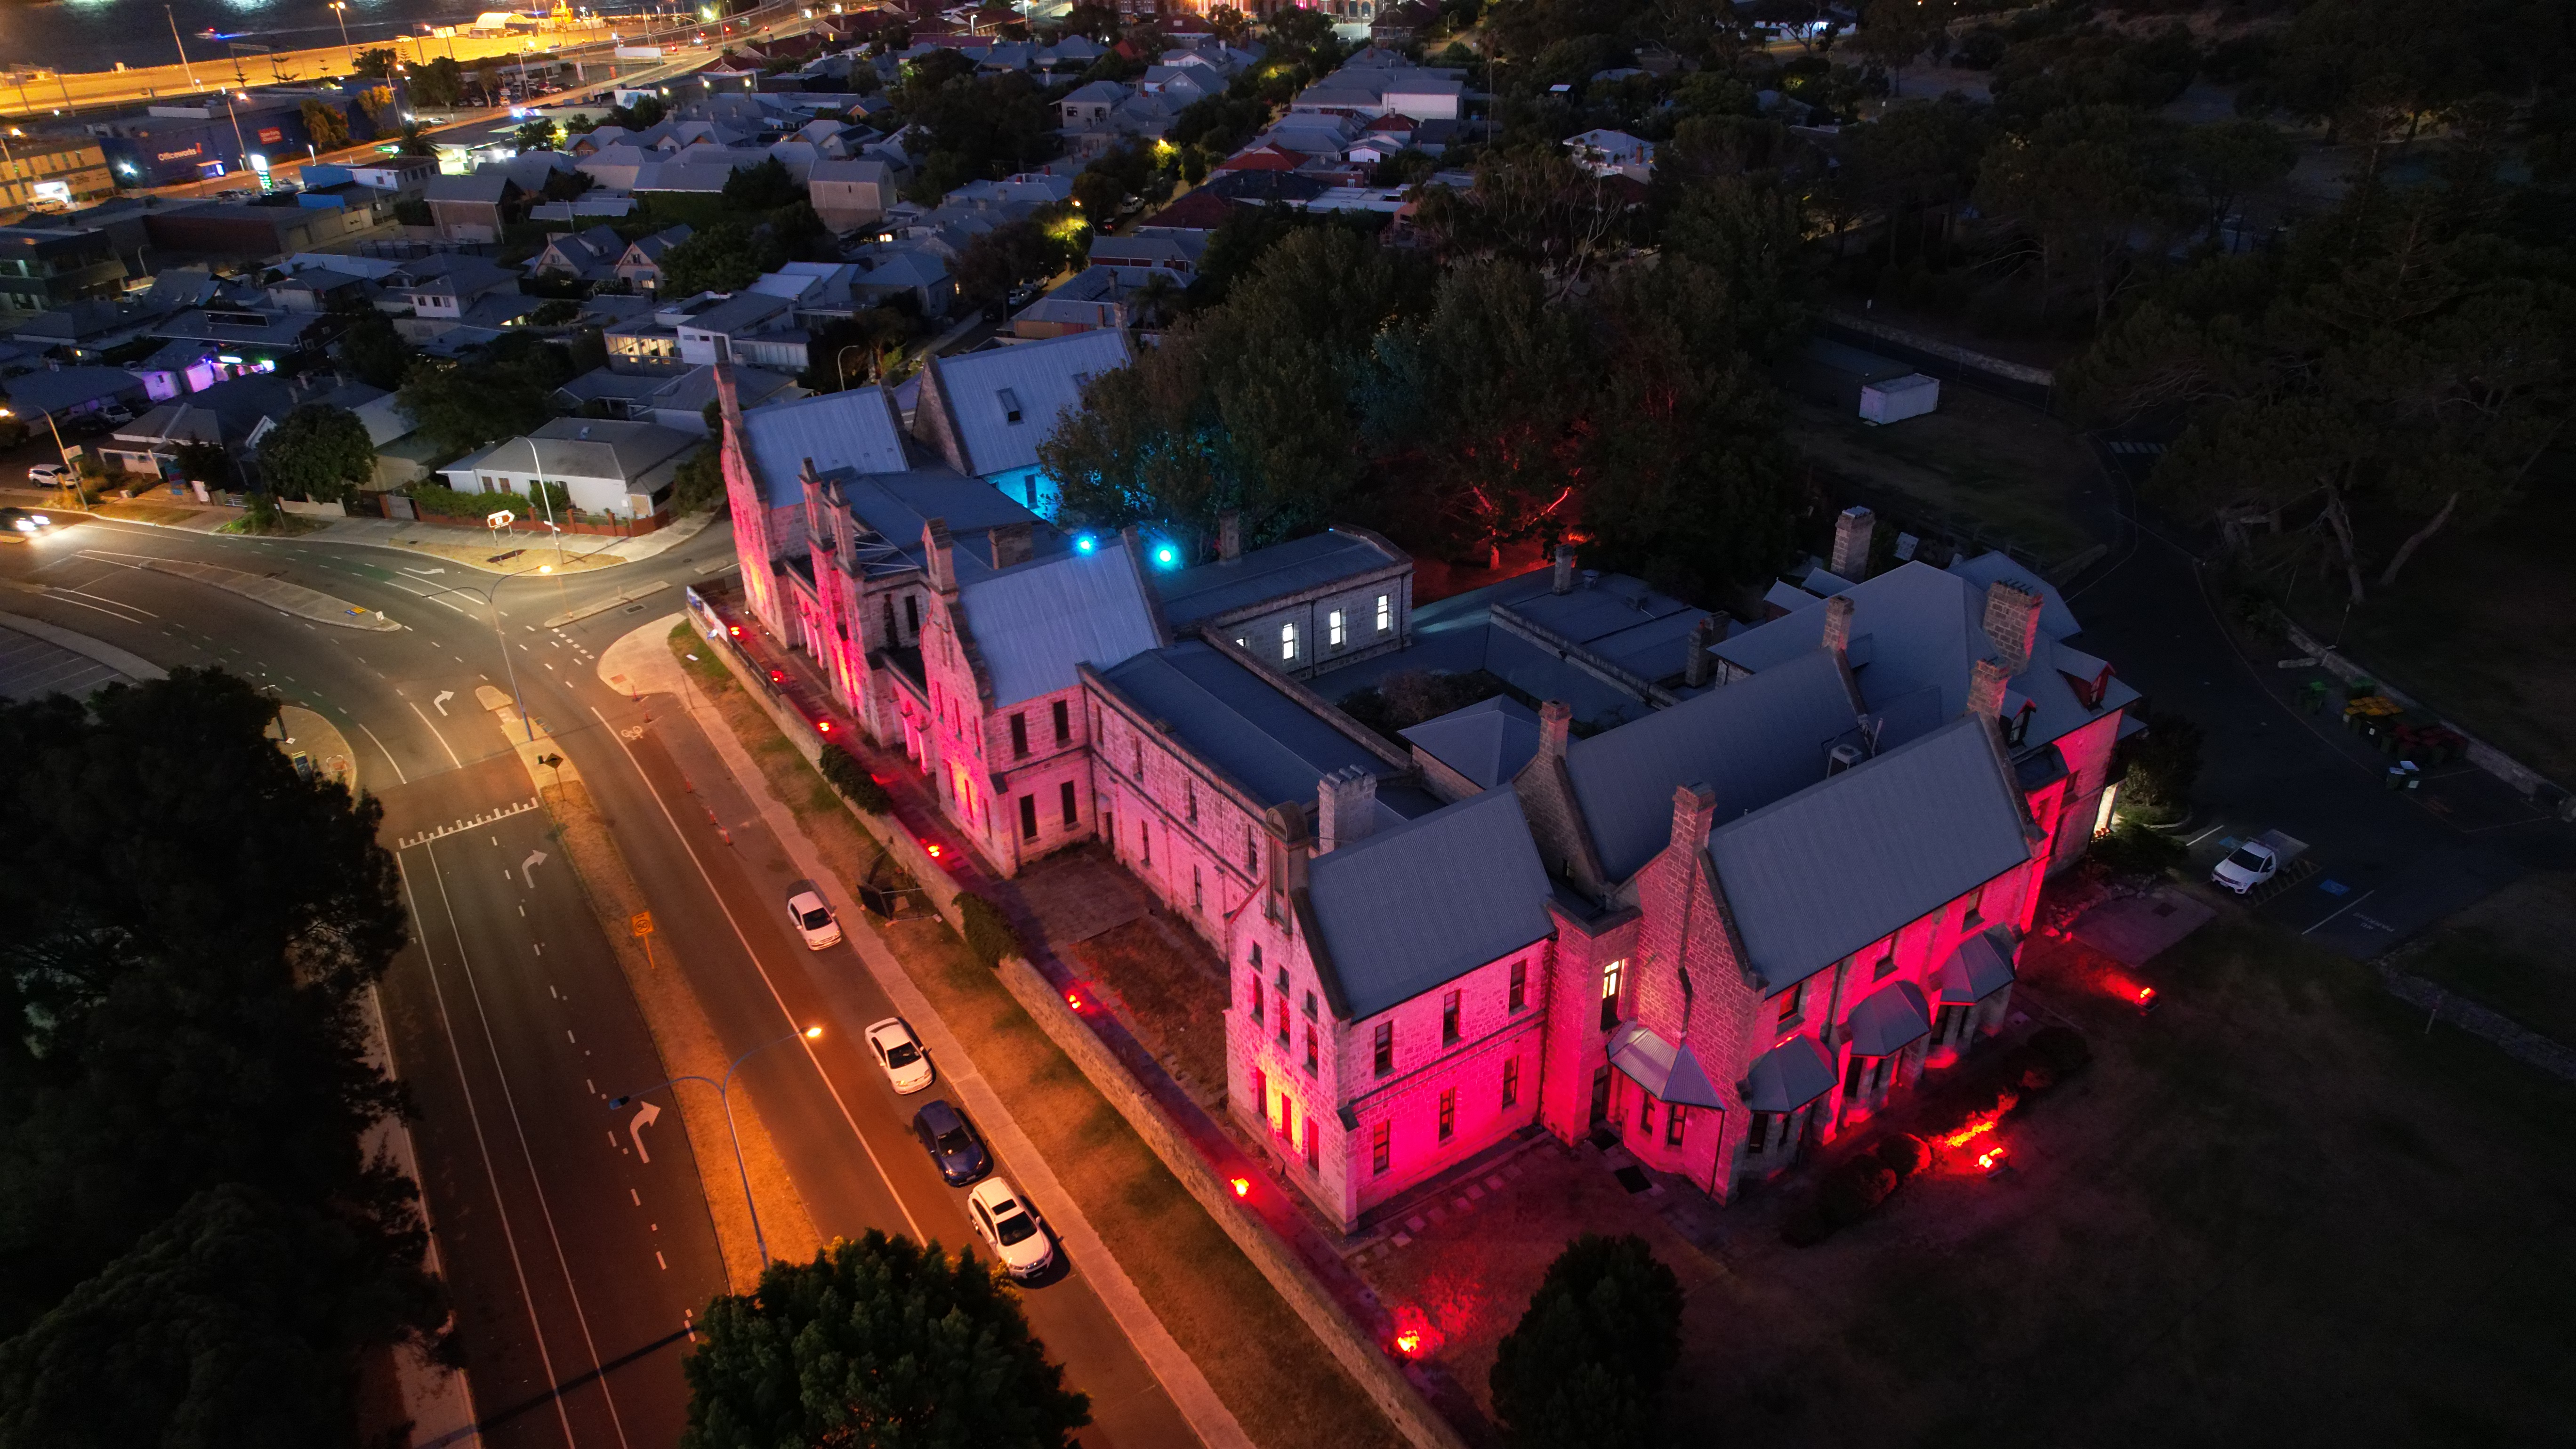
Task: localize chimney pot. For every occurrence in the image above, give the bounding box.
[1966,657,2010,719]
[1683,614,1717,688]
[1821,594,1855,655]
[1981,580,2044,675]
[1537,700,1572,759]
[1315,765,1377,854]
[1217,510,1242,562]
[1829,505,1875,580]
[1551,543,1576,594]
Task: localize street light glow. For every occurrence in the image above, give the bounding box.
[804,1024,823,1038]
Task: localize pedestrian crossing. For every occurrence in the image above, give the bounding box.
[395,797,542,851]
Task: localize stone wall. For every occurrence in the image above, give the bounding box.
[2281,619,2570,813]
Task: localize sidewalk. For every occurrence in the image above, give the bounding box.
[685,588,1478,1447]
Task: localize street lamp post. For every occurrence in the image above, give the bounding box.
[608,1025,823,1268]
[834,341,874,392]
[330,2,356,73]
[465,510,538,742]
[167,5,204,92]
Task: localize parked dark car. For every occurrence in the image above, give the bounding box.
[912,1098,989,1186]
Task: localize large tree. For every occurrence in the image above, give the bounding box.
[681,1231,1088,1449]
[0,670,438,1434]
[658,219,785,298]
[1489,1234,1684,1449]
[258,402,376,504]
[395,332,572,455]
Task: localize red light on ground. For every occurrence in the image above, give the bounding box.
[1393,1331,1422,1357]
[1066,990,1083,1010]
[924,842,943,858]
[816,720,831,733]
[2135,985,2159,1011]
[1230,1176,1251,1198]
[1940,1117,1998,1151]
[1977,1147,2009,1174]
[769,669,785,682]
[728,625,741,636]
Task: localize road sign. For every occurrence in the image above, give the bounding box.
[630,911,653,936]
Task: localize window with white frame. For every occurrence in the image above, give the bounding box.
[1376,594,1392,631]
[1328,610,1345,648]
[1280,622,1297,661]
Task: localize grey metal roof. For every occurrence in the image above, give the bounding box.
[1,366,148,413]
[819,463,1058,582]
[931,329,1131,477]
[1095,641,1406,812]
[1846,980,1932,1056]
[460,417,696,482]
[957,535,1162,706]
[1741,1035,1836,1112]
[1401,695,1539,790]
[1948,549,2080,638]
[1939,927,2016,1005]
[1153,528,1404,629]
[1305,787,1553,1020]
[1563,648,1863,885]
[1706,715,2033,991]
[737,384,908,509]
[1606,1022,1723,1108]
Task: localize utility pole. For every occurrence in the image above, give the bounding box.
[330,2,355,73]
[168,6,202,91]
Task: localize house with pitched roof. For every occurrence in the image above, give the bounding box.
[909,330,1134,515]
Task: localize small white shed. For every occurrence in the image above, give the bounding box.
[1860,372,1940,425]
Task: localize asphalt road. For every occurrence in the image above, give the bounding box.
[0,513,1197,1449]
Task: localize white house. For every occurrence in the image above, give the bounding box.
[441,416,697,519]
[1564,129,1656,181]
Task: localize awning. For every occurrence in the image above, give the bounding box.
[1740,1035,1836,1113]
[1605,1022,1724,1109]
[1939,927,2018,1006]
[1845,980,1932,1057]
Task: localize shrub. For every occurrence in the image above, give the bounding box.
[1875,1134,1928,1181]
[1489,1234,1683,1444]
[1818,1160,1899,1229]
[956,892,1025,969]
[818,748,892,814]
[2029,1026,2092,1077]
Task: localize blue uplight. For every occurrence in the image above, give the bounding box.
[1156,546,1177,567]
[1074,534,1097,554]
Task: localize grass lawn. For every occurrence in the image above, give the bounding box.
[1660,915,2576,1447]
[670,630,1404,1449]
[1065,915,1232,1111]
[2282,476,2576,788]
[2391,871,2576,1047]
[1781,387,2107,567]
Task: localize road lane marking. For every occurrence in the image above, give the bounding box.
[394,853,583,1449]
[589,703,926,1240]
[419,845,636,1449]
[354,721,410,786]
[406,700,465,769]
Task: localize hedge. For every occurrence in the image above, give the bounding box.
[956,891,1026,970]
[817,747,892,814]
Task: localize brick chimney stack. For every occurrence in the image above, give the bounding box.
[1537,699,1572,761]
[1218,510,1242,562]
[923,517,955,592]
[1820,593,1855,655]
[1552,542,1576,595]
[1316,765,1378,855]
[988,520,1033,569]
[1683,614,1717,688]
[1670,781,1717,852]
[1829,506,1875,580]
[1966,658,2011,719]
[1982,581,2044,675]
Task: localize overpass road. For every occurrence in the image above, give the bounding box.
[0,514,1200,1449]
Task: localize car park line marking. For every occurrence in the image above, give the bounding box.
[2303,887,2377,936]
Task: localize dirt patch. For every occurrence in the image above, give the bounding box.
[1784,388,2108,566]
[1064,914,1232,1110]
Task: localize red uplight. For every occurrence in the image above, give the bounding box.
[1388,1304,1441,1358]
[728,625,741,636]
[816,720,831,733]
[1066,990,1083,1010]
[1940,1116,1999,1151]
[924,843,943,858]
[2135,985,2158,1011]
[1977,1147,2009,1174]
[1393,1330,1422,1356]
[1230,1176,1251,1198]
[769,669,785,682]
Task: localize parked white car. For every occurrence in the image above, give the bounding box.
[26,463,67,488]
[966,1176,1053,1280]
[2211,840,2280,895]
[865,1017,933,1095]
[785,880,842,950]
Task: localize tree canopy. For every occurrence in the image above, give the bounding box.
[680,1230,1089,1449]
[395,332,572,455]
[1489,1234,1683,1449]
[258,403,376,504]
[0,670,440,1442]
[658,219,787,298]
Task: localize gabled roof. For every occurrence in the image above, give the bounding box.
[822,463,1050,581]
[1153,528,1405,629]
[454,417,696,482]
[1095,641,1402,814]
[737,384,909,509]
[1561,648,1863,885]
[1607,1022,1723,1108]
[928,329,1131,478]
[956,535,1162,706]
[1305,787,1553,1020]
[1706,716,2033,991]
[1741,1035,1836,1112]
[1402,695,1541,792]
[424,170,516,204]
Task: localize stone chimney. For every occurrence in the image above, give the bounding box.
[1821,593,1855,655]
[1682,614,1717,688]
[1829,506,1874,580]
[1551,542,1576,595]
[1537,700,1572,761]
[1966,657,2010,719]
[1315,765,1378,854]
[923,517,956,593]
[1670,781,1717,852]
[1217,510,1242,562]
[987,520,1033,570]
[1981,581,2044,675]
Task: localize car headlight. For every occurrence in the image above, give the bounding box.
[27,514,47,526]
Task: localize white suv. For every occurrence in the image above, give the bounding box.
[966,1177,1053,1280]
[865,1017,933,1095]
[2211,841,2279,895]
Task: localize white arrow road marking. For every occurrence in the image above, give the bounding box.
[629,1101,662,1163]
[402,566,447,576]
[432,689,455,715]
[521,850,547,887]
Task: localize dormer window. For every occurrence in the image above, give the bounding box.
[998,387,1022,425]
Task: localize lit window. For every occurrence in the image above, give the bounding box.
[1775,981,1803,1027]
[1328,609,1344,648]
[1599,958,1625,1031]
[1376,594,1391,631]
[1280,622,1297,661]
